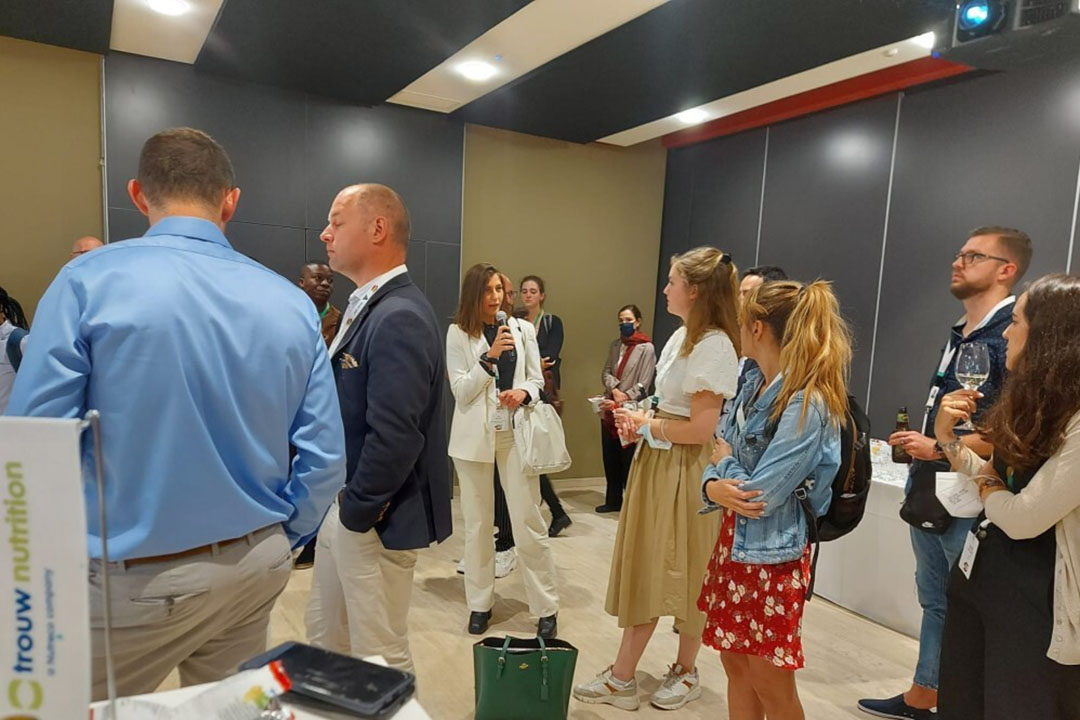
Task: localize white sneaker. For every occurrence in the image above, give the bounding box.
[495,549,516,578]
[650,664,701,710]
[572,666,640,711]
[456,558,465,575]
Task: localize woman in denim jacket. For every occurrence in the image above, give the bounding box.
[699,280,851,720]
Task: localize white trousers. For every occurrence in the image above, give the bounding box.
[453,431,559,618]
[304,500,419,673]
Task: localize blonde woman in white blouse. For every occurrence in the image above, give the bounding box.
[574,247,741,712]
[932,274,1080,720]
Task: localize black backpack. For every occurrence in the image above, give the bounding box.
[766,394,872,598]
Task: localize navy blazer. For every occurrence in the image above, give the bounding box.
[331,272,452,550]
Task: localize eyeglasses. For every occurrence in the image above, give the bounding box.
[953,251,1010,267]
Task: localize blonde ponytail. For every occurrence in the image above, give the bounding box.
[742,280,852,428]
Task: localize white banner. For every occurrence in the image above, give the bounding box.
[0,417,89,719]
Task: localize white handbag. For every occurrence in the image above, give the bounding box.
[511,318,572,475]
[513,402,572,475]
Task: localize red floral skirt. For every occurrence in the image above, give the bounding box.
[697,509,811,669]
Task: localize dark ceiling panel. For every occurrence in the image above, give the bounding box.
[454,0,955,143]
[0,0,112,53]
[196,0,531,105]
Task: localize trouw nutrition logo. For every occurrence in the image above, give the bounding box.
[5,460,41,719]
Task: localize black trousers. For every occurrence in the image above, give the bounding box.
[938,525,1080,720]
[600,425,635,509]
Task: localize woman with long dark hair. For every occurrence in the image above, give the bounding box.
[933,273,1080,719]
[446,264,560,638]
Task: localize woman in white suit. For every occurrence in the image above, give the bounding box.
[447,263,560,638]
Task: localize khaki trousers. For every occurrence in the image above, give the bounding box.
[454,431,559,618]
[89,524,292,701]
[305,500,419,673]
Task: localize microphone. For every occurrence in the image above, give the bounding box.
[495,310,516,363]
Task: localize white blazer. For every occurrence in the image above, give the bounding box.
[446,318,545,463]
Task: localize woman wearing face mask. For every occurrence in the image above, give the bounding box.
[596,305,656,514]
[933,274,1080,720]
[698,280,850,720]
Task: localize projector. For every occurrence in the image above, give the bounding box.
[945,0,1080,69]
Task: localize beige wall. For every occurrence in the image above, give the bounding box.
[462,125,667,479]
[0,37,103,321]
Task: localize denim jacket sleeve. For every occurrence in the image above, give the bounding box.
[708,394,828,517]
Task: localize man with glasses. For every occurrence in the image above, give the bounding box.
[858,227,1032,720]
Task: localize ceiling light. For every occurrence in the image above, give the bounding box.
[912,31,936,50]
[147,0,190,15]
[456,61,498,82]
[675,108,709,125]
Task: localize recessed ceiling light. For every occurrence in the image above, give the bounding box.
[675,108,709,125]
[456,61,498,82]
[912,31,936,49]
[147,0,190,15]
[884,47,900,57]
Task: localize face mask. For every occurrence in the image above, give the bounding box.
[620,322,635,338]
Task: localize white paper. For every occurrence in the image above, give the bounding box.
[935,472,984,518]
[0,417,90,718]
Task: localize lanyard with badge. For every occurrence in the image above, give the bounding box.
[958,518,993,579]
[919,297,1014,435]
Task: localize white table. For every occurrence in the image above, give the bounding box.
[812,440,923,638]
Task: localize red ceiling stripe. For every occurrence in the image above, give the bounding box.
[661,56,972,149]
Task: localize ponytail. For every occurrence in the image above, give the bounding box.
[743,280,851,428]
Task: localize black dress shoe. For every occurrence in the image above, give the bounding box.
[292,539,316,570]
[594,504,621,514]
[537,614,558,639]
[468,610,492,635]
[548,514,572,537]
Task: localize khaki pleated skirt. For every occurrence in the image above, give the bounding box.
[604,413,720,636]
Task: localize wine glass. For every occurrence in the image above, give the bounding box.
[954,342,990,431]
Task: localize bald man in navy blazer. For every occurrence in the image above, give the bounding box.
[305,183,451,674]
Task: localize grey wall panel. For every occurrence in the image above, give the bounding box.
[654,131,766,349]
[107,207,149,242]
[105,52,307,230]
[227,223,306,281]
[106,53,463,341]
[653,146,697,346]
[425,241,462,330]
[869,62,1080,434]
[304,101,464,242]
[689,128,767,270]
[406,238,428,295]
[758,96,897,407]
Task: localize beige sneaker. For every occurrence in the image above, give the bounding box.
[573,666,640,711]
[650,664,701,710]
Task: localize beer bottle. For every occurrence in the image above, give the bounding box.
[893,406,912,464]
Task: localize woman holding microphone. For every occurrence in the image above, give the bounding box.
[446,264,560,639]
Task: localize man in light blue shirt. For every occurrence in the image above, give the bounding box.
[6,127,346,699]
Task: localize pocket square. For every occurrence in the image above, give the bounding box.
[340,353,359,370]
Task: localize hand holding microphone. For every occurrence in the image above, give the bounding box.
[489,311,517,361]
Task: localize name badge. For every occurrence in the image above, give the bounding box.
[490,406,511,432]
[958,519,992,579]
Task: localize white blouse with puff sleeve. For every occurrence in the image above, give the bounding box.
[654,327,738,417]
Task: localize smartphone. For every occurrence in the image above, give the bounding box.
[239,642,415,718]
